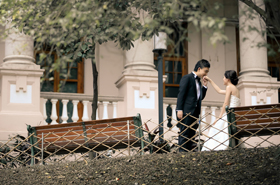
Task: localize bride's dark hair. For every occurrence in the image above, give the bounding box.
[224,70,239,85]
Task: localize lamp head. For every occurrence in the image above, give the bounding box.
[153,32,167,53]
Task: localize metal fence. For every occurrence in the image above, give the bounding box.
[1,104,280,168]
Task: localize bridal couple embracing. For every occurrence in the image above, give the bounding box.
[176,59,240,152]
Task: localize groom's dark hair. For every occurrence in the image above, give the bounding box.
[194,59,210,71]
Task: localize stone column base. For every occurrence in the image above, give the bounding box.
[0,111,44,142]
[115,71,165,132]
[237,76,280,106]
[0,62,44,142]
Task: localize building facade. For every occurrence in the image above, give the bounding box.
[0,1,279,146]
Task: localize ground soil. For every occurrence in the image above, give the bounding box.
[1,147,280,185]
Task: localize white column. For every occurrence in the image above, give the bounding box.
[72,100,79,122]
[102,101,109,119]
[115,12,159,124]
[0,21,44,140]
[163,103,168,133]
[42,99,48,125]
[123,11,156,74]
[61,99,69,123]
[112,102,117,118]
[50,99,58,124]
[82,100,89,121]
[123,39,155,73]
[96,101,99,120]
[238,0,280,105]
[239,0,269,78]
[163,103,168,121]
[211,106,217,124]
[171,104,179,131]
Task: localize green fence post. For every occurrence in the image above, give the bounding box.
[133,114,146,155]
[27,125,37,166]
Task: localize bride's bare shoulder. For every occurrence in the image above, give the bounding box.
[229,85,240,98]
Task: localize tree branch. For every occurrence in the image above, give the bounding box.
[239,0,280,34]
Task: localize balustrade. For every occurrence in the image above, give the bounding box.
[162,98,223,132]
[41,93,222,127]
[41,92,123,124]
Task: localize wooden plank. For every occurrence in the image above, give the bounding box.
[30,115,145,154]
[39,136,140,150]
[35,121,137,134]
[33,116,135,130]
[39,138,141,153]
[37,129,137,140]
[235,112,280,120]
[235,122,280,129]
[41,134,137,143]
[228,104,280,138]
[234,103,280,111]
[40,138,140,148]
[234,108,280,116]
[36,125,136,136]
[237,127,280,137]
[236,118,280,125]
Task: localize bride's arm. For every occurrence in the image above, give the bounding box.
[204,76,226,95]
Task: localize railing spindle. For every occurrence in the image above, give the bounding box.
[102,101,109,119]
[112,102,117,118]
[61,99,69,123]
[72,100,79,122]
[50,99,58,124]
[82,100,89,121]
[42,98,48,125]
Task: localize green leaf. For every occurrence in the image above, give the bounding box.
[81,44,87,50]
[66,47,71,53]
[77,52,82,57]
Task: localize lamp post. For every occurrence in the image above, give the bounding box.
[153,32,167,141]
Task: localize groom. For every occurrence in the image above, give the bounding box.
[176,59,210,152]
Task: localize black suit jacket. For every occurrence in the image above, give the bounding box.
[176,73,207,116]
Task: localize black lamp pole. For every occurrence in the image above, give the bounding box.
[157,49,164,141]
[153,32,167,142]
[153,49,166,141]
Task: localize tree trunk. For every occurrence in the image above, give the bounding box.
[91,44,98,120]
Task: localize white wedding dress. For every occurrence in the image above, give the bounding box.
[202,95,241,151]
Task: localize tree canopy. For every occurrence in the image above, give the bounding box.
[0,0,228,63]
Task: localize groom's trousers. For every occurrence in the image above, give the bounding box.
[178,105,200,152]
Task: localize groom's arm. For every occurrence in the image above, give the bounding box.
[201,86,207,100]
[176,75,189,111]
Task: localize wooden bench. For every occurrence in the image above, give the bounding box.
[226,103,280,147]
[27,113,149,163]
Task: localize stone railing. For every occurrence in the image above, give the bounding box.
[163,97,223,131]
[40,92,123,124]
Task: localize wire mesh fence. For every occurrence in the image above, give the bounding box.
[1,104,280,168]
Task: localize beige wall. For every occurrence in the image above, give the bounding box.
[188,23,238,103]
[83,42,125,119]
[84,58,93,95]
[225,25,237,71]
[97,42,125,97]
[83,41,125,97]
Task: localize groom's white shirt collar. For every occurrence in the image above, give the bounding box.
[192,71,197,78]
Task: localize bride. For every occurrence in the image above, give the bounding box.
[201,70,241,151]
